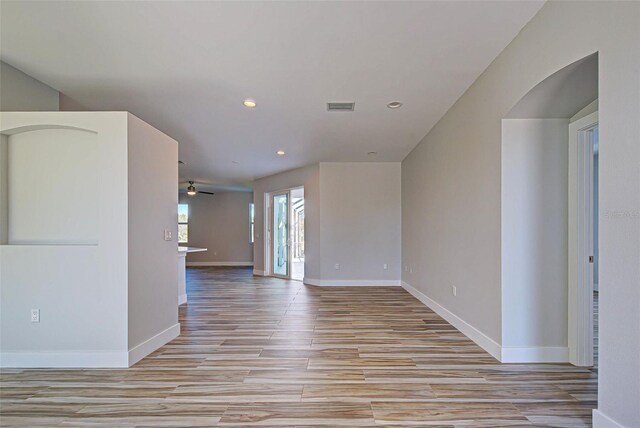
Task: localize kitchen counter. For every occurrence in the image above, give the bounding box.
[178,246,207,305]
[178,246,208,253]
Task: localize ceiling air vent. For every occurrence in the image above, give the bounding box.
[327,102,355,112]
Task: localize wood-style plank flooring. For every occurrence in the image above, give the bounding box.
[1,267,598,427]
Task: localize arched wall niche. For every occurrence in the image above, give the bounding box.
[1,124,98,136]
[0,125,100,245]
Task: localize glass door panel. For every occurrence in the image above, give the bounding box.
[272,192,289,277]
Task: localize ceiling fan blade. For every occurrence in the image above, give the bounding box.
[199,191,215,195]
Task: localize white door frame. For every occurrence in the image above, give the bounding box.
[265,188,292,279]
[568,111,598,366]
[289,186,305,281]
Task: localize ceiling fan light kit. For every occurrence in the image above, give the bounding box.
[186,180,215,196]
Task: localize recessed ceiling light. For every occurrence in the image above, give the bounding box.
[387,101,403,109]
[276,150,286,156]
[368,151,377,155]
[243,99,256,108]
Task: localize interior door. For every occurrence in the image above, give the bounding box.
[272,191,290,278]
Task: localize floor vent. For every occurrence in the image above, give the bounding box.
[327,102,355,111]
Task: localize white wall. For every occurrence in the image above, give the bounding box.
[401,2,639,426]
[127,113,179,358]
[0,61,59,111]
[501,119,568,357]
[253,164,320,278]
[319,162,401,284]
[179,191,253,265]
[571,99,599,123]
[253,162,401,285]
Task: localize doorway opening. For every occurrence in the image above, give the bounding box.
[500,53,598,365]
[266,186,304,281]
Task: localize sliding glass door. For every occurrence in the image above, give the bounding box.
[272,192,289,277]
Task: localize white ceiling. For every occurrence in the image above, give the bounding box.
[1,1,544,192]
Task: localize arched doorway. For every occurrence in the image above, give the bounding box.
[500,53,598,365]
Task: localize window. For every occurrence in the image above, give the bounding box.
[178,204,189,244]
[249,203,255,243]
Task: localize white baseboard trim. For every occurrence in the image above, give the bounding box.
[593,410,626,428]
[0,350,128,368]
[178,293,187,305]
[401,281,571,363]
[128,323,180,366]
[253,269,265,276]
[304,278,401,287]
[501,346,569,363]
[186,261,253,267]
[401,281,502,360]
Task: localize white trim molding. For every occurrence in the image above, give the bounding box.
[304,278,401,287]
[501,346,569,363]
[186,261,253,267]
[592,410,626,428]
[0,351,128,368]
[128,323,180,366]
[402,281,501,360]
[568,111,598,367]
[402,281,570,363]
[178,293,187,305]
[0,323,181,368]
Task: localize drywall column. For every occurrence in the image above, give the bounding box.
[501,118,569,362]
[126,113,179,365]
[0,112,129,367]
[0,112,180,368]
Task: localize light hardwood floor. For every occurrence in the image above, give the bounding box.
[1,267,597,427]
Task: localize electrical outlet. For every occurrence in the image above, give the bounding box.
[334,263,340,270]
[452,285,457,297]
[383,264,388,270]
[164,229,172,241]
[214,251,217,256]
[31,309,40,323]
[409,267,413,274]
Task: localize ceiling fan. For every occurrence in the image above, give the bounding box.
[184,181,215,196]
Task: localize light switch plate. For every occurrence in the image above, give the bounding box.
[164,230,172,241]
